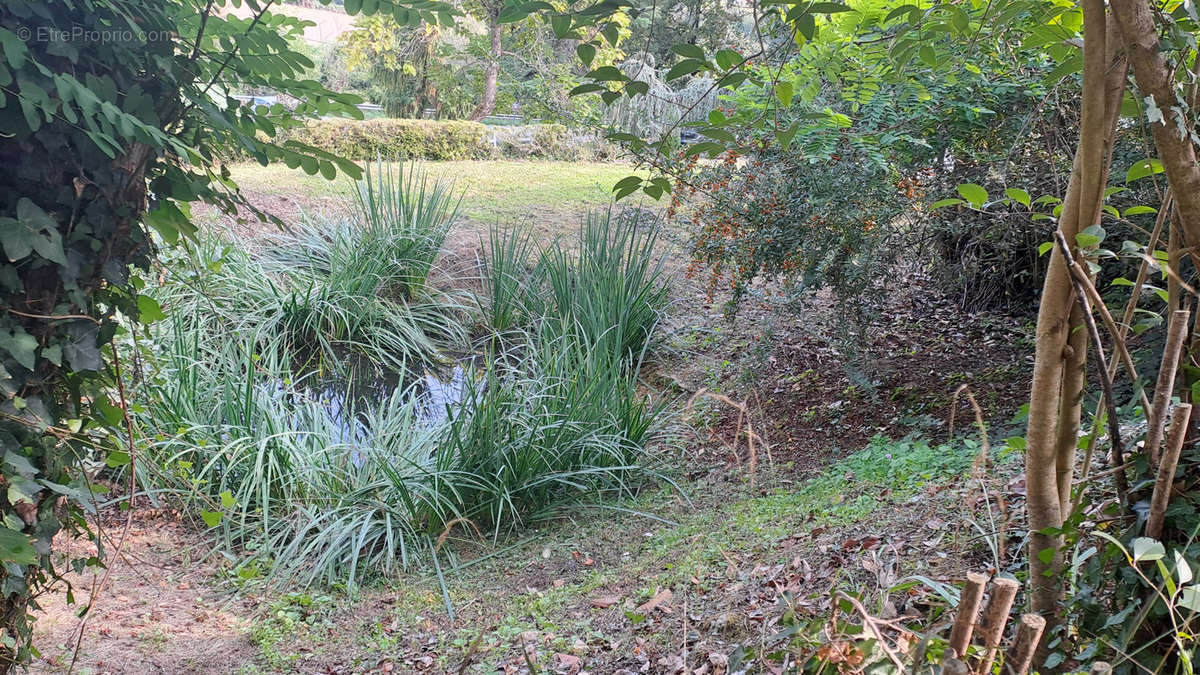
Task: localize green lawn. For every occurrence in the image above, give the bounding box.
[226,160,645,225]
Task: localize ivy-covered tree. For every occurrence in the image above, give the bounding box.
[0,0,452,669]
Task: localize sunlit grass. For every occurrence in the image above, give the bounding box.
[225,160,649,226]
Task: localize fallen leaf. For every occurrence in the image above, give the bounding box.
[591,595,621,608]
[636,588,673,614]
[554,653,581,674]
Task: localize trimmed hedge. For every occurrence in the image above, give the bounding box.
[279,118,618,161]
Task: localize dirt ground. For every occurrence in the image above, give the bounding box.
[32,513,257,674]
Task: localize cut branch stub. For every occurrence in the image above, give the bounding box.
[1004,614,1047,675]
[978,577,1020,674]
[948,572,989,659]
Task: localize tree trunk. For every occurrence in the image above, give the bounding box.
[469,5,502,121]
[1111,0,1200,247]
[1025,0,1126,650]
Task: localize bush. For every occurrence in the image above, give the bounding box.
[675,144,907,315]
[281,118,490,160]
[278,118,618,161]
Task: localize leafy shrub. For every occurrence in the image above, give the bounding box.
[280,118,489,160]
[278,119,617,161]
[675,144,907,315]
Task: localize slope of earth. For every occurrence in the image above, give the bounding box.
[29,160,1034,674]
[33,438,1022,674]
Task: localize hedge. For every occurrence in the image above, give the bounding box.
[278,118,619,162]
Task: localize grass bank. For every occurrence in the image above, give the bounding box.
[240,435,1004,673]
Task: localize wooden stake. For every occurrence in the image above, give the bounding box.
[949,573,988,659]
[1004,614,1046,675]
[1147,403,1192,539]
[978,577,1020,674]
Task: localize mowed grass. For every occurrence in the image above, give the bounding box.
[226,160,646,226]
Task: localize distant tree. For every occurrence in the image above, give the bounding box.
[466,0,505,119]
[340,16,445,117]
[626,0,753,66]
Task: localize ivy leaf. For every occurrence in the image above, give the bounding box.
[63,321,101,372]
[0,527,36,566]
[220,490,236,509]
[200,510,223,528]
[0,28,28,70]
[0,327,38,371]
[0,199,67,265]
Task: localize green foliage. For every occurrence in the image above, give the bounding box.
[482,209,669,364]
[135,210,670,591]
[155,167,466,378]
[282,118,490,160]
[0,0,454,662]
[678,144,907,316]
[279,118,613,161]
